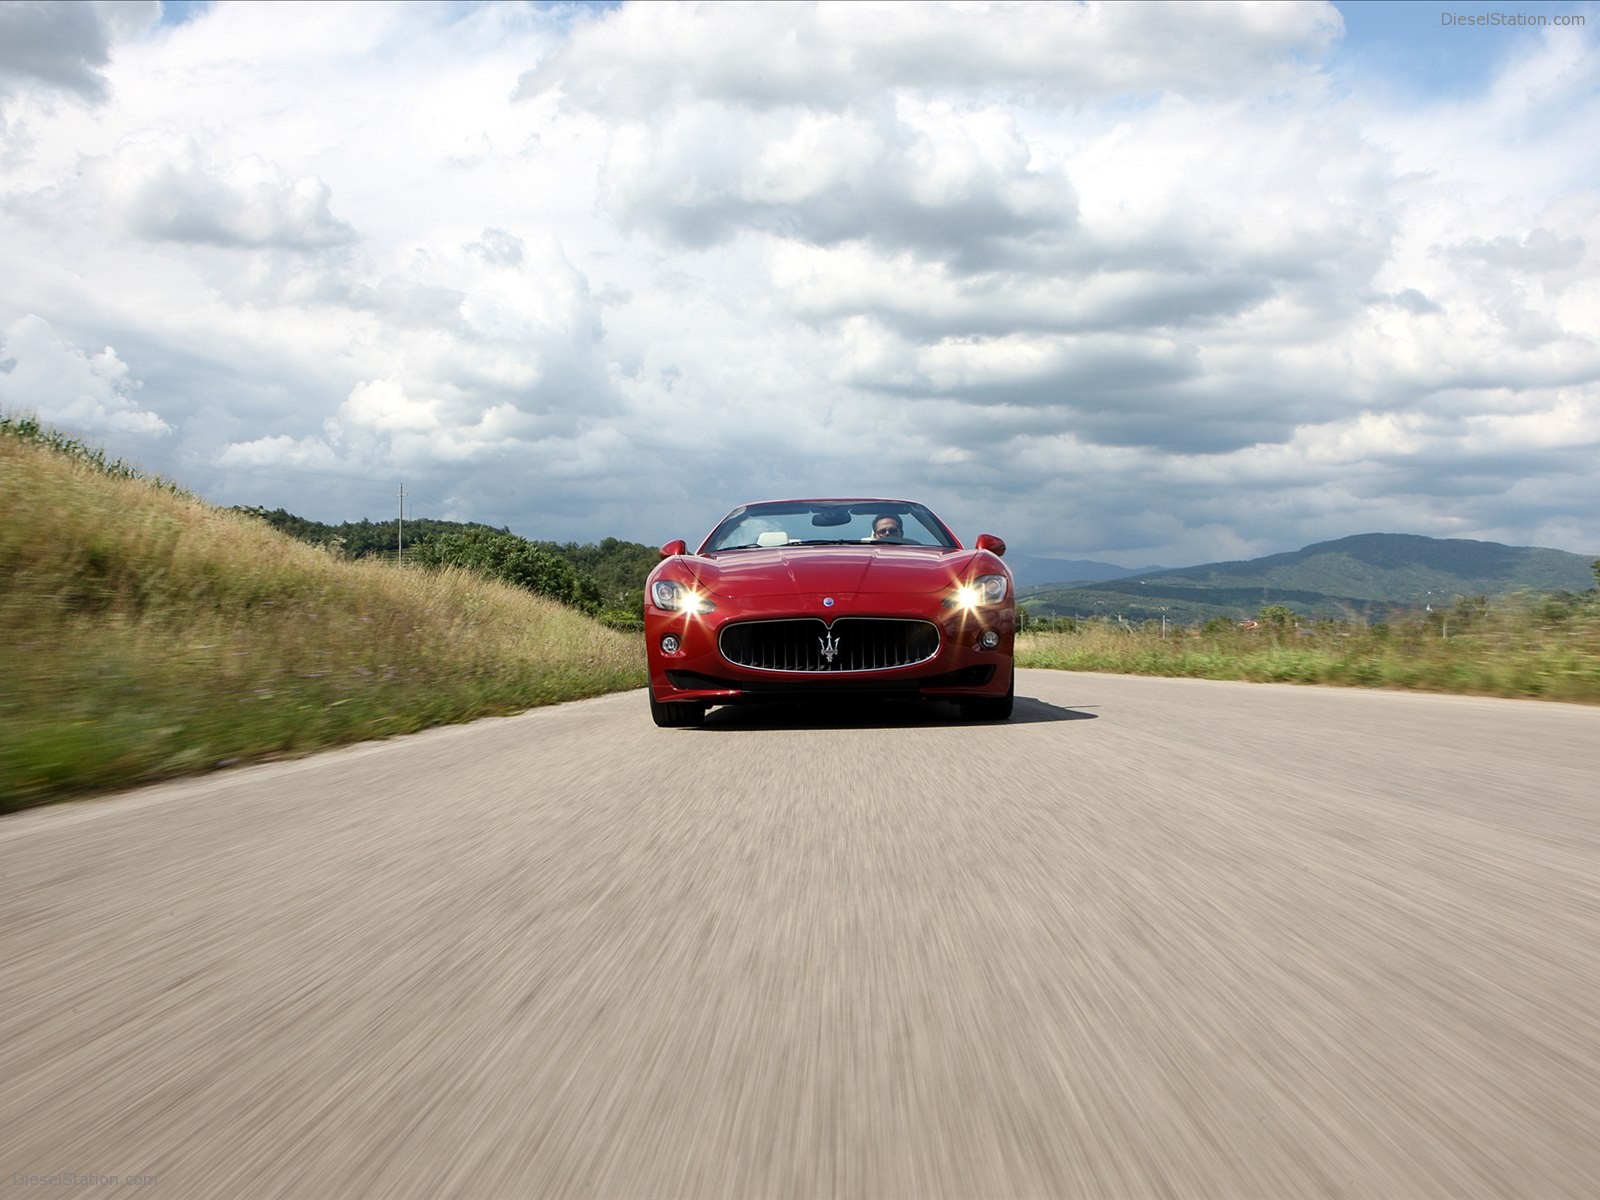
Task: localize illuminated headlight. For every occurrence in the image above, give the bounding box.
[651,580,716,613]
[946,574,1008,610]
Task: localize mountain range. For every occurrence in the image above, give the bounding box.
[1019,534,1598,624]
[1004,554,1166,588]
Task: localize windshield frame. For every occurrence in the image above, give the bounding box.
[698,499,961,555]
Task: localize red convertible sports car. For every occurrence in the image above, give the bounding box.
[645,498,1015,726]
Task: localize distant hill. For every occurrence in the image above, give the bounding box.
[1007,554,1164,588]
[1024,534,1598,624]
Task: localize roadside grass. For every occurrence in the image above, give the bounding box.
[1017,612,1600,703]
[1,427,644,811]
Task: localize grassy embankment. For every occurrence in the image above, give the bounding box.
[1,419,645,811]
[1016,606,1600,703]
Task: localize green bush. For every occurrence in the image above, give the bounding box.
[597,607,645,632]
[410,530,605,615]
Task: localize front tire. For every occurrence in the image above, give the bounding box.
[960,667,1014,721]
[649,687,706,728]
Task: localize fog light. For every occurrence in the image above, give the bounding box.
[979,630,1000,650]
[660,634,681,654]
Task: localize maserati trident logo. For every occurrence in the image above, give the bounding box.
[819,631,841,664]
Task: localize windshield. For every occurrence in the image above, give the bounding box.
[701,501,959,553]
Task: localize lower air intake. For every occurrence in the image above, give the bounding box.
[719,618,939,673]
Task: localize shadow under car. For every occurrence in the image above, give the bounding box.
[685,694,1095,731]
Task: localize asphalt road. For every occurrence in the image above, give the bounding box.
[2,671,1597,1199]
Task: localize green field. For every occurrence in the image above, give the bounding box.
[1017,603,1600,703]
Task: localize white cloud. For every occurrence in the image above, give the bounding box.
[0,1,159,102]
[339,378,438,437]
[217,433,340,471]
[0,0,160,155]
[520,0,1343,113]
[96,135,354,249]
[598,93,1077,259]
[0,314,169,436]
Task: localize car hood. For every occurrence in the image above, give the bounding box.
[691,546,983,599]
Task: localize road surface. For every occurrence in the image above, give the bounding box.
[2,671,1597,1198]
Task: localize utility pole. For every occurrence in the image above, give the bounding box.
[397,483,405,564]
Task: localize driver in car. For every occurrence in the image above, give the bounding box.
[871,515,905,542]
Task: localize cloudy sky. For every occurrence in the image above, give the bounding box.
[1,0,1596,566]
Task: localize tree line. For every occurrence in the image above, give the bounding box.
[233,508,656,629]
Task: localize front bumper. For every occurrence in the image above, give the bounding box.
[645,595,1014,706]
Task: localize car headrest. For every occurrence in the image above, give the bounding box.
[756,531,789,547]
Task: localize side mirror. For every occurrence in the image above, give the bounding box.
[660,539,687,559]
[975,533,1006,558]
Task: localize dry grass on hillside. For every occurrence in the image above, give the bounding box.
[1,431,644,808]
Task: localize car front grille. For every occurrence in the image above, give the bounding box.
[719,618,940,673]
